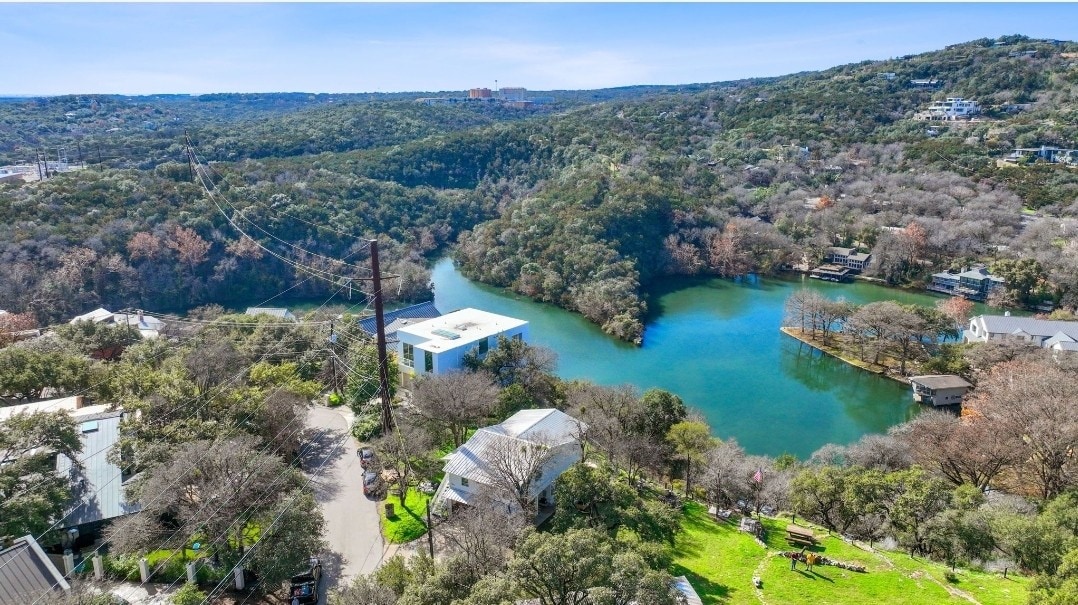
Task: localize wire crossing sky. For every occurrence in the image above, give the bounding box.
[2,3,1077,95]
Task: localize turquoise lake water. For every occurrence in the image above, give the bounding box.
[429,258,966,458]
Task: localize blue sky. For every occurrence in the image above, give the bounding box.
[2,3,1076,95]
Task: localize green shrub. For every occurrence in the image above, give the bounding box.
[327,392,343,407]
[170,583,206,605]
[352,411,383,441]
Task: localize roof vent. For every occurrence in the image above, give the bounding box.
[1005,311,1011,317]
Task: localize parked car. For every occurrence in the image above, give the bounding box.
[363,470,382,496]
[289,558,322,605]
[358,446,375,469]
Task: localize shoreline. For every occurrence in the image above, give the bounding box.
[779,327,912,387]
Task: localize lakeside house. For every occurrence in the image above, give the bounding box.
[927,267,1005,301]
[809,264,852,282]
[909,375,973,406]
[965,315,1078,352]
[431,408,585,521]
[825,247,872,271]
[395,308,528,388]
[244,307,296,321]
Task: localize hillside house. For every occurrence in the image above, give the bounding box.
[922,97,981,120]
[1004,146,1078,165]
[431,408,585,521]
[909,375,973,406]
[965,315,1078,352]
[825,247,872,271]
[928,267,1005,301]
[0,398,140,543]
[69,308,164,339]
[396,308,528,388]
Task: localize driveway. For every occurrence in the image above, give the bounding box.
[303,405,385,592]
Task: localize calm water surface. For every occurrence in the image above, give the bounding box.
[430,258,970,458]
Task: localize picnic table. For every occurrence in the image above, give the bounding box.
[786,524,818,546]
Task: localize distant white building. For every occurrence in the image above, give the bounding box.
[431,408,585,518]
[395,308,528,387]
[924,97,981,120]
[69,308,164,339]
[965,315,1078,352]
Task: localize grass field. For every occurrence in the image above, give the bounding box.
[379,487,432,544]
[671,502,1029,605]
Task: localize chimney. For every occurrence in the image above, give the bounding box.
[1004,311,1011,317]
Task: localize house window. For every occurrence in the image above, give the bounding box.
[513,333,523,342]
[424,351,434,373]
[403,343,414,368]
[477,338,489,356]
[460,477,469,487]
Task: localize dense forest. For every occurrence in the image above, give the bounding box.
[2,35,1078,340]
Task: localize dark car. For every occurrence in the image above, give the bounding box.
[363,470,382,496]
[289,558,322,605]
[358,446,375,469]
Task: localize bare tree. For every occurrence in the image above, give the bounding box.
[482,432,557,513]
[441,489,529,575]
[895,410,1019,490]
[412,371,499,448]
[377,418,436,505]
[845,433,913,472]
[965,361,1078,499]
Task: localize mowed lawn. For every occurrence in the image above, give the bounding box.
[671,502,1029,605]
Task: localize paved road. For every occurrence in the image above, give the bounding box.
[303,405,385,593]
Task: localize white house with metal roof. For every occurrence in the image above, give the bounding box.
[395,308,528,387]
[244,307,297,321]
[431,408,585,518]
[69,308,164,339]
[965,315,1078,351]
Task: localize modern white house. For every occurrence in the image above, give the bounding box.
[431,408,585,520]
[965,315,1078,351]
[923,97,981,120]
[395,308,528,387]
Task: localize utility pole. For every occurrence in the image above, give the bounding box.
[329,321,340,395]
[184,130,196,182]
[425,501,435,558]
[369,239,393,434]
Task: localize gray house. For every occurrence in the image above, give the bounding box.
[909,375,973,406]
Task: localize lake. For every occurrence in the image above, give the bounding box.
[429,258,967,458]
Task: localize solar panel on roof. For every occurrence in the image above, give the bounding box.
[431,328,460,340]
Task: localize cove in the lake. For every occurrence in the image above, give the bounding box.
[429,258,971,458]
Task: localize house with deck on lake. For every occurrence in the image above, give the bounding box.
[909,375,973,406]
[928,267,1005,301]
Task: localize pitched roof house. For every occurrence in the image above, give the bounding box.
[432,408,585,519]
[965,315,1078,352]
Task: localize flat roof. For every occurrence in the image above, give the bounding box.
[399,308,526,352]
[909,375,973,390]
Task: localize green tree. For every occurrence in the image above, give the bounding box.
[639,389,687,442]
[0,410,83,537]
[345,342,398,413]
[0,345,94,401]
[991,258,1047,305]
[666,420,714,497]
[1029,546,1078,605]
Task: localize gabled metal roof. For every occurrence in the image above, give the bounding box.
[358,301,441,342]
[0,535,69,604]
